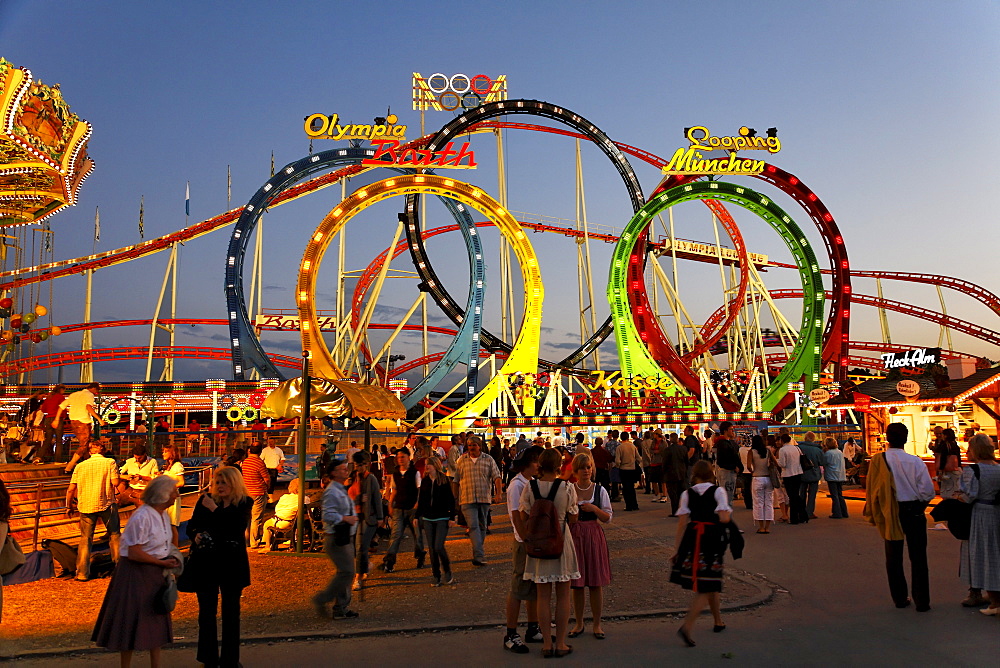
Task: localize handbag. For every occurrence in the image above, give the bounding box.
[333,521,352,546]
[0,532,26,575]
[153,574,178,613]
[175,532,212,593]
[768,464,783,490]
[798,447,815,472]
[943,454,960,472]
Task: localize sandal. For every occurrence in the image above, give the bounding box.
[555,646,574,657]
[593,631,606,640]
[542,649,556,658]
[677,626,696,647]
[567,628,584,638]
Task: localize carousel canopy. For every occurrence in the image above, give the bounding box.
[0,58,94,227]
[260,377,406,420]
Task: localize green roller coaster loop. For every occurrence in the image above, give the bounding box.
[608,181,825,412]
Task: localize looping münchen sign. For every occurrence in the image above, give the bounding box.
[661,126,780,176]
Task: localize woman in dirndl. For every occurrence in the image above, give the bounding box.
[92,475,181,667]
[568,453,612,640]
[670,460,733,647]
[957,433,1000,615]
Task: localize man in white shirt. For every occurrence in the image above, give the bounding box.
[262,438,285,503]
[865,422,935,612]
[54,383,105,456]
[503,446,543,653]
[120,444,159,493]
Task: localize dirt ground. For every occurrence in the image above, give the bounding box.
[0,494,771,657]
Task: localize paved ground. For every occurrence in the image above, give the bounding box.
[6,487,998,666]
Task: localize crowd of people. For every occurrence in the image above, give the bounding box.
[3,404,999,663]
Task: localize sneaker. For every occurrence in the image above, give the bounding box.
[431,580,441,587]
[472,559,487,567]
[332,608,360,620]
[504,633,530,654]
[443,575,455,585]
[524,626,544,643]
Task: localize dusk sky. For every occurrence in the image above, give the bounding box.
[1,0,998,384]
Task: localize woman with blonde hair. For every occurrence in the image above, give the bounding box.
[160,444,185,539]
[568,453,612,640]
[671,460,732,647]
[519,448,579,657]
[185,466,252,667]
[417,455,456,586]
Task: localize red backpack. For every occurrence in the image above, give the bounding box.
[523,479,565,559]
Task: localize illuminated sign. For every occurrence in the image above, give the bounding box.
[896,380,921,397]
[254,314,337,331]
[304,113,407,141]
[881,347,940,370]
[809,388,831,403]
[568,391,699,415]
[412,72,507,111]
[586,370,676,392]
[662,238,768,265]
[361,139,477,169]
[661,126,779,176]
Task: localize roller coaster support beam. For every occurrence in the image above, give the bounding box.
[145,242,179,382]
[295,350,310,554]
[80,268,94,383]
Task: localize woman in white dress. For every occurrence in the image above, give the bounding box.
[519,448,579,657]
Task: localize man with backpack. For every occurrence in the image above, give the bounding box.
[503,446,545,653]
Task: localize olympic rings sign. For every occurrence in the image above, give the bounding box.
[227,406,257,422]
[412,72,507,111]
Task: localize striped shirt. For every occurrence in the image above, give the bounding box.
[454,454,500,505]
[241,454,270,497]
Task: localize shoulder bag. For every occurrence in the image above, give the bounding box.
[0,532,26,575]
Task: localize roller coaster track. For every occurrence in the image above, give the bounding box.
[0,346,302,378]
[3,119,995,396]
[767,262,1000,317]
[707,289,1000,348]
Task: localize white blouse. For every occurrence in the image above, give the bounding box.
[119,503,173,559]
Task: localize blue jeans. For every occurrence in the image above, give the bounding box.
[461,502,490,562]
[421,519,452,580]
[803,480,819,516]
[717,468,737,506]
[248,493,267,547]
[387,507,424,556]
[355,514,379,575]
[827,481,848,518]
[77,504,120,579]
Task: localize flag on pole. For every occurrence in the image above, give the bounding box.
[227,165,231,204]
[185,181,190,217]
[94,206,100,243]
[270,151,275,177]
[139,196,145,238]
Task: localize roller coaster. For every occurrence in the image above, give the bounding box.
[2,98,998,430]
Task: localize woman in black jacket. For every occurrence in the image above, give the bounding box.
[417,456,456,586]
[185,466,252,667]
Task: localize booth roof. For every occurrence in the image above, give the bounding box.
[827,366,1000,406]
[260,377,406,420]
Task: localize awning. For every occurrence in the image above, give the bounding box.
[260,377,406,420]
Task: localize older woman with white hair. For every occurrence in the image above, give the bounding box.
[92,474,181,668]
[957,433,1000,615]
